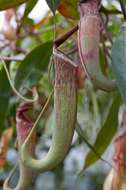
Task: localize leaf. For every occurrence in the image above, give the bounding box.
[111,24,126,104]
[15,41,53,89]
[76,122,103,160]
[0,128,13,169]
[83,95,121,171]
[21,0,38,26]
[0,67,11,136]
[45,0,61,14]
[0,0,29,10]
[23,0,38,18]
[76,122,112,173]
[58,0,78,20]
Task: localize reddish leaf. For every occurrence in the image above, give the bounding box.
[58,0,78,20]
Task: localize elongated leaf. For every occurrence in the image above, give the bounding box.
[76,122,104,161]
[58,0,78,20]
[111,24,126,104]
[23,0,38,17]
[83,95,121,170]
[0,0,29,10]
[76,122,112,173]
[15,41,53,89]
[46,0,60,14]
[21,0,38,26]
[0,67,11,136]
[121,0,126,3]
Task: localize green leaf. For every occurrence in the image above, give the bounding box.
[23,0,38,17]
[121,0,126,3]
[76,122,112,173]
[21,0,38,26]
[15,41,53,89]
[111,24,126,104]
[45,0,60,14]
[83,95,121,170]
[0,0,29,10]
[76,122,102,160]
[0,67,11,136]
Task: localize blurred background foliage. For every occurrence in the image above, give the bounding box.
[0,0,125,189]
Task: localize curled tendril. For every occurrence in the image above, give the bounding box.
[0,56,38,103]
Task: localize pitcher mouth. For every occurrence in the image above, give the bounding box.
[16,102,33,123]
